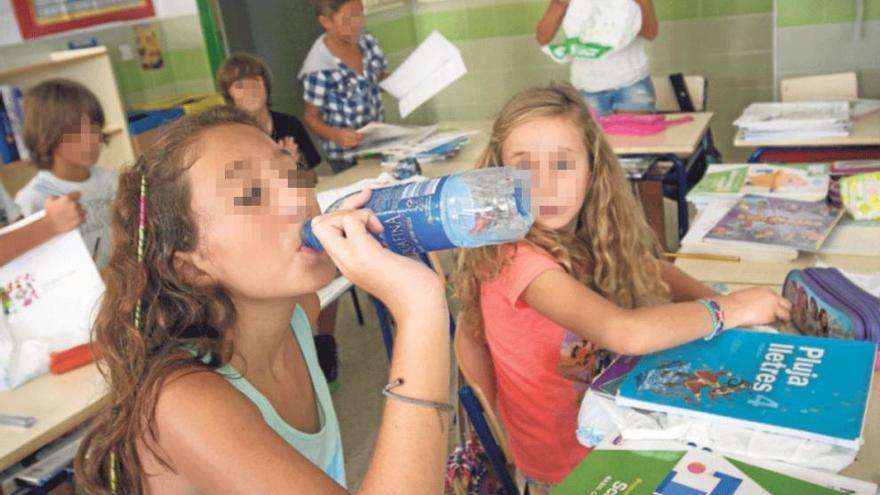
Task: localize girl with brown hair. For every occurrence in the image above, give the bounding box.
[74,106,451,494]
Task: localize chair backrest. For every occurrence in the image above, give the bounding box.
[453,318,511,460]
[780,72,858,102]
[651,74,707,112]
[0,160,37,197]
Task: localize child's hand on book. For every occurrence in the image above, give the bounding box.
[309,189,445,321]
[719,287,792,328]
[334,129,365,149]
[44,192,84,234]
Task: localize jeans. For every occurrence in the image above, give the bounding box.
[581,76,656,116]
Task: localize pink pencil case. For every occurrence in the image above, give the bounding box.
[598,114,695,136]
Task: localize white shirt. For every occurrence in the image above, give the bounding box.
[570,36,649,93]
[15,168,117,267]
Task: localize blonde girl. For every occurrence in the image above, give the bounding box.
[453,83,790,492]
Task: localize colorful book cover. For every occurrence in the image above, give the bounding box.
[689,165,749,196]
[615,330,875,448]
[689,164,829,203]
[704,195,844,251]
[551,438,876,495]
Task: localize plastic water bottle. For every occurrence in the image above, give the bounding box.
[301,167,533,255]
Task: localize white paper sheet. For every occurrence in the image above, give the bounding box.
[0,212,105,389]
[380,31,467,118]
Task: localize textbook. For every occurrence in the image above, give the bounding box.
[615,330,876,449]
[688,163,830,208]
[703,195,844,252]
[679,200,799,261]
[551,437,878,495]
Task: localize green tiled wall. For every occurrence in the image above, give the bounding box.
[370,0,774,51]
[777,0,880,26]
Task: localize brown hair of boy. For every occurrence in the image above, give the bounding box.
[23,78,105,170]
[217,53,272,104]
[310,0,352,16]
[73,106,259,495]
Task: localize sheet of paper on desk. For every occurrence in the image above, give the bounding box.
[354,122,437,155]
[0,212,105,390]
[380,31,467,118]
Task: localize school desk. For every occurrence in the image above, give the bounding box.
[675,251,880,483]
[0,364,104,473]
[318,114,714,247]
[734,111,880,163]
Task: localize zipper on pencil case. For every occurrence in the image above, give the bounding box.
[816,268,880,343]
[813,268,880,342]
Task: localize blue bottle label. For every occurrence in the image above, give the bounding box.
[367,177,453,255]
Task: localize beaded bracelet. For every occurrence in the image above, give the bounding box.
[697,298,724,341]
[382,378,455,413]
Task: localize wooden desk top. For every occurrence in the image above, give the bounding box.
[0,364,105,472]
[607,112,713,156]
[675,253,880,483]
[734,111,880,148]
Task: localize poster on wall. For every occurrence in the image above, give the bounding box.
[12,0,156,40]
[132,23,163,70]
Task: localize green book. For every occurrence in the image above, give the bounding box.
[552,440,875,495]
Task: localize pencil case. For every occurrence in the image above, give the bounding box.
[49,343,94,374]
[783,267,880,368]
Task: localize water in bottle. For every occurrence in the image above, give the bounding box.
[301,167,533,255]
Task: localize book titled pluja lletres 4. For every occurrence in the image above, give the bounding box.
[615,330,875,449]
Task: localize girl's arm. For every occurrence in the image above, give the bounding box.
[0,193,83,266]
[635,0,658,40]
[522,269,790,356]
[303,103,364,149]
[536,0,569,46]
[658,260,718,301]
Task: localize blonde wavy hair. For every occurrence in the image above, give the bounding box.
[452,83,670,340]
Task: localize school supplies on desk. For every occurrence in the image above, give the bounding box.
[734,102,852,141]
[839,172,880,220]
[688,163,830,208]
[615,330,876,449]
[598,113,694,136]
[704,195,843,252]
[0,211,105,390]
[551,437,878,495]
[379,31,466,118]
[783,268,880,365]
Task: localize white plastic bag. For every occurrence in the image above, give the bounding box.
[543,0,642,62]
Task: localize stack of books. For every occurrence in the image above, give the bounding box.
[734,102,852,141]
[687,163,830,210]
[558,330,878,494]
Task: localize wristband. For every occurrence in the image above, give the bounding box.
[697,298,724,341]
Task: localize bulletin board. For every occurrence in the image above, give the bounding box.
[12,0,155,39]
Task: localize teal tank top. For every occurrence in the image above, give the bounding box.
[216,305,346,487]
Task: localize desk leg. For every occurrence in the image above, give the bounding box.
[672,155,689,239]
[637,179,667,249]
